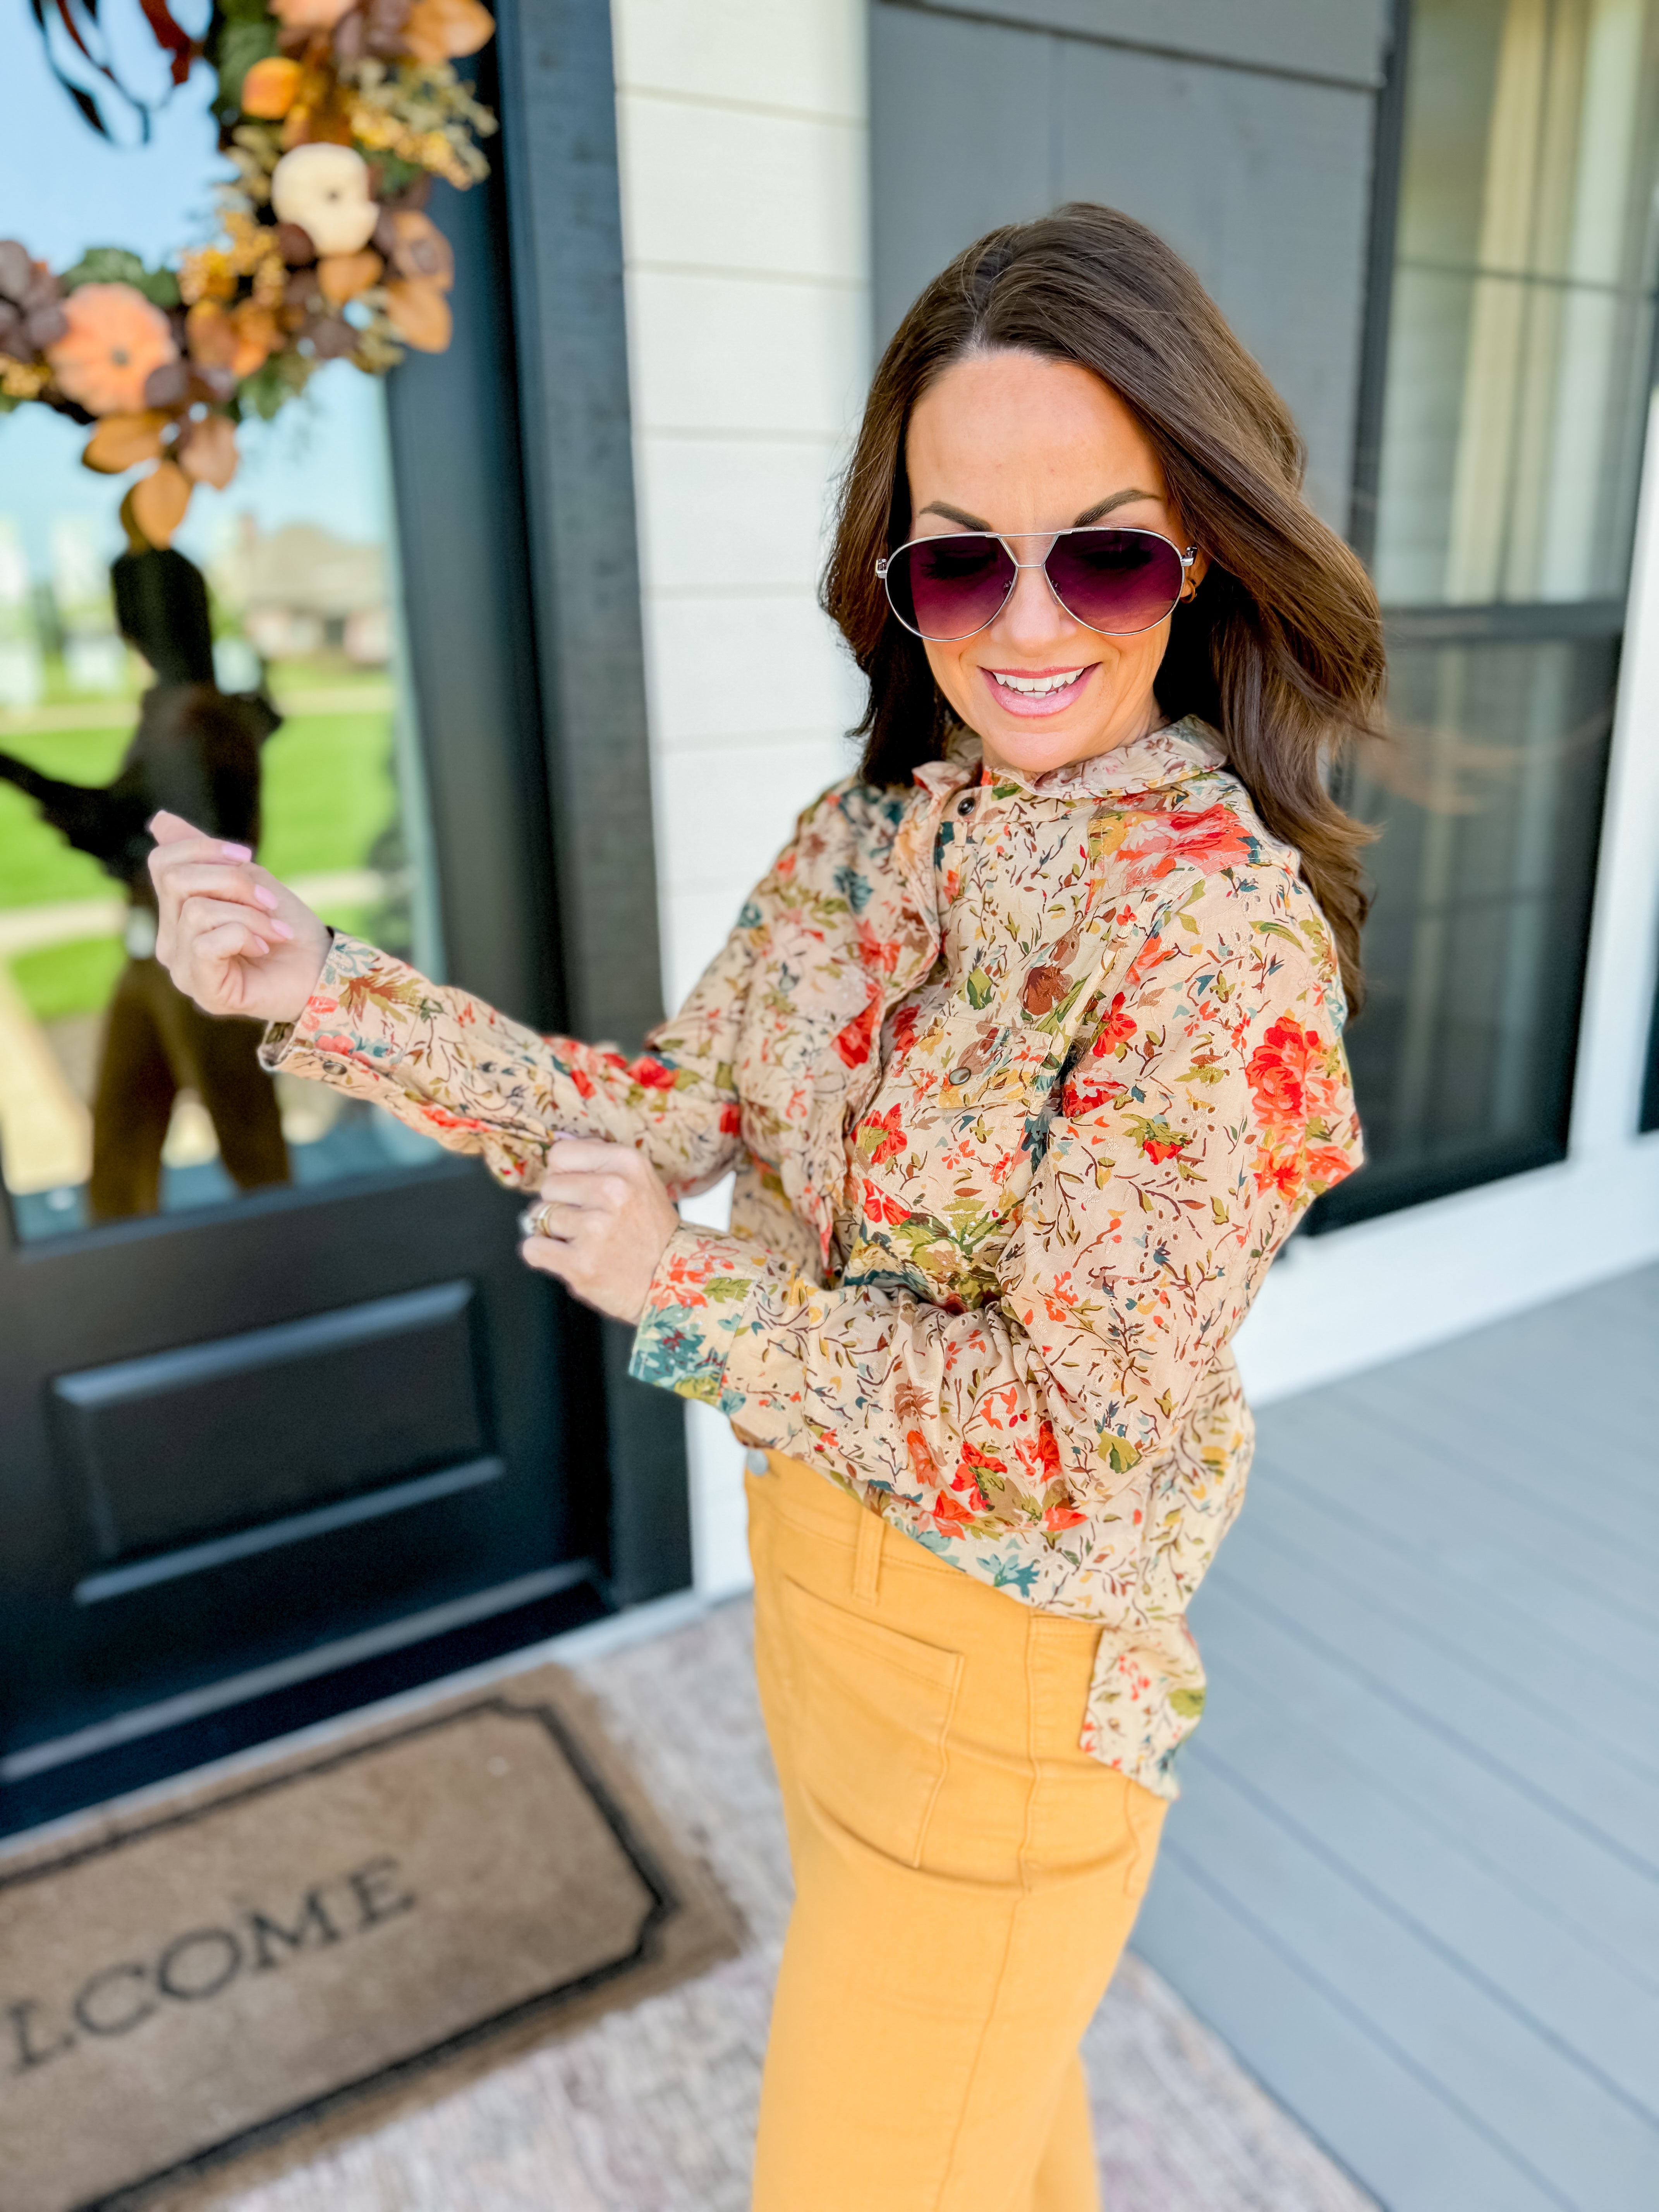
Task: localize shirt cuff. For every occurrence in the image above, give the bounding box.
[628,1223,795,1411]
[258,932,424,1087]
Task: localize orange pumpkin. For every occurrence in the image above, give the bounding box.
[46,284,178,416]
[270,0,354,26]
[401,0,494,62]
[241,57,302,119]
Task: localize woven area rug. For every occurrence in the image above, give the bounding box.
[0,1665,739,2212]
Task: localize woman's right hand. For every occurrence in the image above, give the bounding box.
[147,809,331,1025]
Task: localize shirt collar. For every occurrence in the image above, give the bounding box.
[911,716,1226,803]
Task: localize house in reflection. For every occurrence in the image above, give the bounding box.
[225,519,390,670]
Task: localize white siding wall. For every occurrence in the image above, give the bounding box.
[610,0,872,1592]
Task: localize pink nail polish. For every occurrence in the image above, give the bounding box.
[221,843,252,862]
[270,920,294,939]
[253,885,278,910]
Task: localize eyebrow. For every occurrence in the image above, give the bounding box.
[919,489,1159,531]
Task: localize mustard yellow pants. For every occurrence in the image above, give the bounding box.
[746,1453,1167,2212]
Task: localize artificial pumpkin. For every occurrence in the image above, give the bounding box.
[46,283,178,416]
[270,144,379,255]
[401,0,494,61]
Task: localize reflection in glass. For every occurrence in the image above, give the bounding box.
[1324,0,1659,1226]
[1375,0,1659,608]
[0,28,440,1242]
[1324,637,1614,1223]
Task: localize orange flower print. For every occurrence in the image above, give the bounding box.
[1119,804,1257,884]
[906,1429,941,1484]
[860,1103,907,1165]
[1127,1115,1188,1164]
[862,1179,912,1228]
[833,986,883,1068]
[1090,992,1137,1058]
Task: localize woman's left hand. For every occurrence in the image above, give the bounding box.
[518,1139,679,1324]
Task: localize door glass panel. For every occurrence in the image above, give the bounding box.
[1321,0,1659,1226]
[0,26,441,1242]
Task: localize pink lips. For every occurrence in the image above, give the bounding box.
[979,664,1096,718]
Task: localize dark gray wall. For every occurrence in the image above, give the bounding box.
[871,0,1393,526]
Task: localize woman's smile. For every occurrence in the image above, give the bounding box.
[982,663,1097,716]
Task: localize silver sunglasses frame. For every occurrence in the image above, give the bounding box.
[874,527,1199,642]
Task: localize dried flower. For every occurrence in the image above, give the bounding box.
[0,355,53,400]
[46,284,179,415]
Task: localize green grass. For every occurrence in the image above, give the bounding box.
[259,710,398,880]
[10,934,125,1022]
[0,707,397,911]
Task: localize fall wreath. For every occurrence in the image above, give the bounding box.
[0,0,498,547]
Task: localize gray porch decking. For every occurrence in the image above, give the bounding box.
[1135,1264,1659,2212]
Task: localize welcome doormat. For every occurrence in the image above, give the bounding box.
[0,1664,740,2212]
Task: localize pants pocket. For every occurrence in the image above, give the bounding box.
[781,1577,964,1870]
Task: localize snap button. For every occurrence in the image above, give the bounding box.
[956,795,975,817]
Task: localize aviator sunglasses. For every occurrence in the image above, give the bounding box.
[876,526,1198,643]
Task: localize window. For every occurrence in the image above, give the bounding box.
[1320,0,1659,1225]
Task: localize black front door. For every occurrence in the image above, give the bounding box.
[0,14,676,1836]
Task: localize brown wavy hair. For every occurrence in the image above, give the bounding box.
[821,203,1383,1011]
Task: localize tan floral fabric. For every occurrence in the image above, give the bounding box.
[263,718,1361,1795]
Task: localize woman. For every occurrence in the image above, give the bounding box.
[148,205,1379,2210]
[1,543,287,1216]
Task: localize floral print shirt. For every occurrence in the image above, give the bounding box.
[262,718,1361,1797]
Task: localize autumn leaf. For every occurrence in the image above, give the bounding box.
[318,250,383,307]
[176,412,238,488]
[128,460,191,548]
[82,410,167,474]
[383,278,453,352]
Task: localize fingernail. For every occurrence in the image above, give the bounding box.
[269,919,294,940]
[221,843,252,862]
[250,938,269,955]
[253,885,278,910]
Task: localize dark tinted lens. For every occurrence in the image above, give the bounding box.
[1046,530,1183,634]
[888,534,1015,639]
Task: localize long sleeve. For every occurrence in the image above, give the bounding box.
[630,887,1360,1532]
[260,911,764,1197]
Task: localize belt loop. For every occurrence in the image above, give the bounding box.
[852,1501,883,1604]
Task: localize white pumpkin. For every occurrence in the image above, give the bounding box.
[270,144,380,258]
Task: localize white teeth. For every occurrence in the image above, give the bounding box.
[992,670,1082,696]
